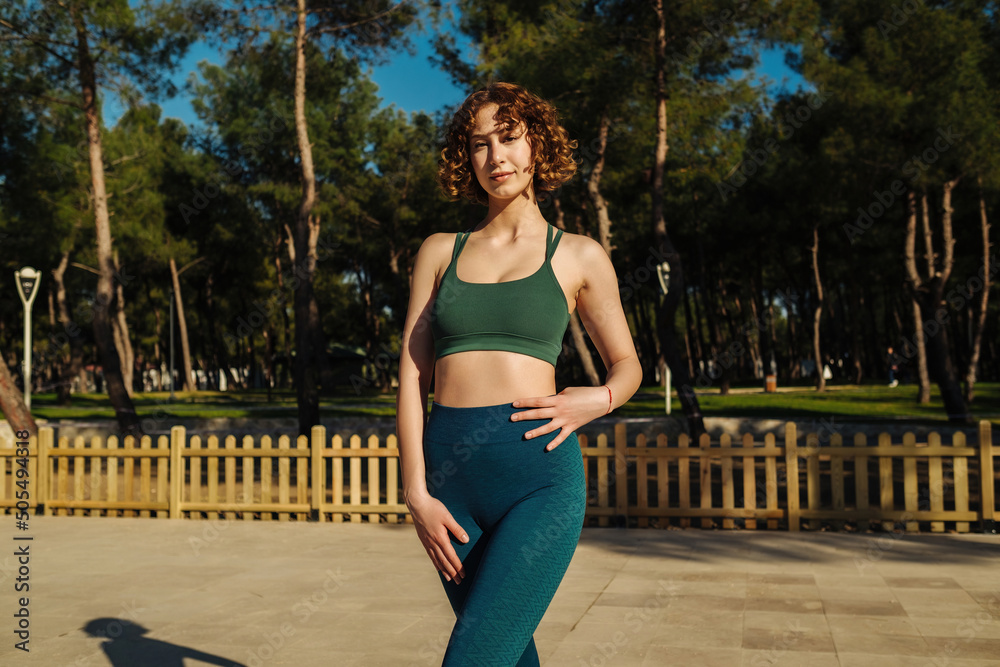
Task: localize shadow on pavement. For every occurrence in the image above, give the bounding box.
[82,618,245,667]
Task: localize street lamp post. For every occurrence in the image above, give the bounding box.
[15,267,41,409]
[656,260,671,415]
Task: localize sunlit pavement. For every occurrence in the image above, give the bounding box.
[2,515,998,666]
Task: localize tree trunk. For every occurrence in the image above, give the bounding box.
[169,257,195,391]
[652,0,704,435]
[553,196,601,385]
[910,297,931,401]
[714,275,734,395]
[586,110,614,256]
[52,249,86,404]
[903,185,968,420]
[72,5,141,436]
[848,282,864,384]
[811,225,825,391]
[0,346,37,436]
[965,179,991,403]
[293,0,323,433]
[111,249,135,396]
[903,191,932,401]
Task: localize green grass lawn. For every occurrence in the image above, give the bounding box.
[23,382,1000,424]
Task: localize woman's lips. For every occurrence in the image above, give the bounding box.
[490,172,513,182]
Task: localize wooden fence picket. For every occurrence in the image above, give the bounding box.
[368,435,381,523]
[2,421,993,533]
[954,431,970,533]
[678,433,691,528]
[636,433,649,528]
[742,433,757,530]
[854,432,869,532]
[386,434,400,525]
[278,434,291,521]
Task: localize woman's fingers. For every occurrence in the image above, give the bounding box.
[510,395,556,423]
[414,502,468,584]
[430,537,464,583]
[544,429,570,451]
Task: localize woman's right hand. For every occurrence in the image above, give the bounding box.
[407,492,469,584]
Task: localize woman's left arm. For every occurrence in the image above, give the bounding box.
[512,236,643,450]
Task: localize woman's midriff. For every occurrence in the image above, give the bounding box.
[432,350,557,407]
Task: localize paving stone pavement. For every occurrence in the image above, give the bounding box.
[1,515,998,666]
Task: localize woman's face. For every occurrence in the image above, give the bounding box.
[468,103,534,202]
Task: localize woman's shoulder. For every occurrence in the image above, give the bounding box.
[413,232,462,277]
[554,228,609,262]
[417,231,462,256]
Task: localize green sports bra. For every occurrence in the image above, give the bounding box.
[431,224,571,366]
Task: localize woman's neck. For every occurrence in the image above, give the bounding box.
[478,188,548,238]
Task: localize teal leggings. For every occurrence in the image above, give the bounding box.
[423,401,587,667]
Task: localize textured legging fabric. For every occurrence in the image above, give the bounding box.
[423,401,587,667]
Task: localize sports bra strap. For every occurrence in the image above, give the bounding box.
[453,225,562,263]
[545,226,562,261]
[452,231,470,262]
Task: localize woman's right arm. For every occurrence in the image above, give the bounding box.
[396,233,469,584]
[396,233,441,505]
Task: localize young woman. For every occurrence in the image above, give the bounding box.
[396,81,642,667]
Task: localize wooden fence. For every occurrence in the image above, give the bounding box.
[1,422,996,532]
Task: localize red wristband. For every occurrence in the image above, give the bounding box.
[604,385,612,415]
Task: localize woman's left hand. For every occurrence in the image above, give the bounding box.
[511,385,610,451]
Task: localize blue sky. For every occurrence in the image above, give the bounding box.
[104,32,804,130]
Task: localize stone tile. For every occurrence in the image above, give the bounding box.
[883,576,962,589]
[824,598,908,616]
[663,594,746,614]
[650,621,743,649]
[747,573,816,585]
[893,588,979,606]
[817,585,900,602]
[657,577,744,593]
[746,583,821,600]
[545,637,648,666]
[924,636,1000,660]
[663,607,744,634]
[830,631,933,656]
[825,614,921,637]
[677,571,748,583]
[837,654,964,667]
[967,589,1000,613]
[743,597,824,614]
[743,610,831,634]
[913,615,1000,640]
[898,602,996,619]
[641,644,741,667]
[742,626,836,653]
[813,574,892,588]
[740,650,840,667]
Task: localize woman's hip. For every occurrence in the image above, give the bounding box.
[423,401,584,493]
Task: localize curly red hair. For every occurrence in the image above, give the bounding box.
[437,82,578,205]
